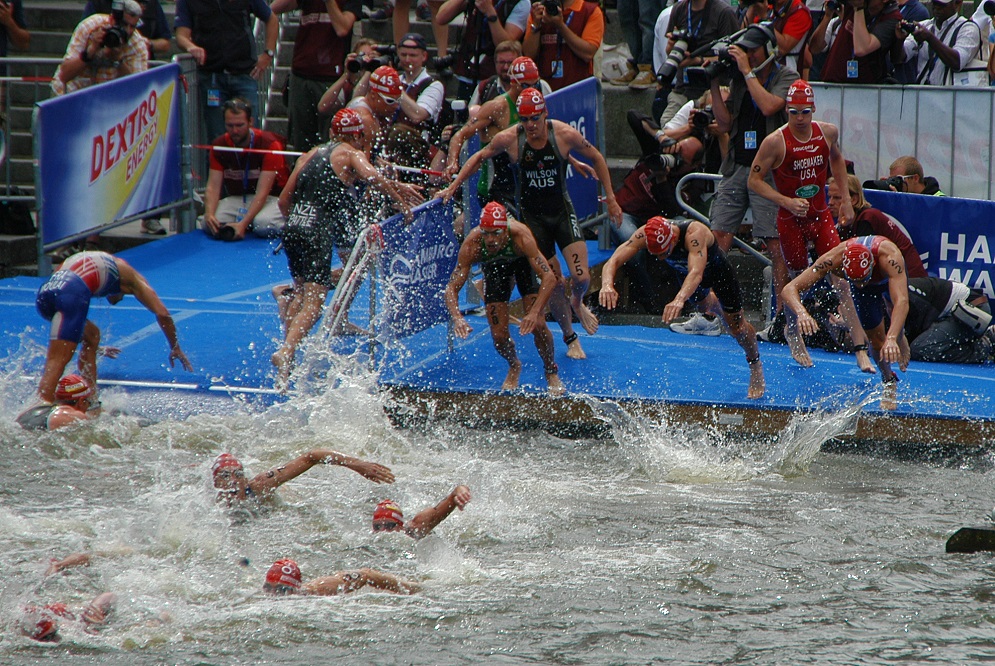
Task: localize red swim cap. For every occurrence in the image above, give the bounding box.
[55,374,94,402]
[211,454,243,487]
[508,56,539,85]
[332,108,364,135]
[21,604,71,641]
[643,217,678,256]
[370,66,403,99]
[516,87,546,117]
[265,559,302,591]
[841,241,874,281]
[480,201,509,230]
[373,499,404,530]
[785,79,815,106]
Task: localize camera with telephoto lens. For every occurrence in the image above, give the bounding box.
[542,0,561,16]
[374,44,397,56]
[862,175,907,192]
[645,152,683,173]
[825,0,841,11]
[691,106,714,129]
[656,29,690,90]
[101,0,132,49]
[431,54,455,70]
[899,19,919,33]
[347,54,394,73]
[984,0,995,15]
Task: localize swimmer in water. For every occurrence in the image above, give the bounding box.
[372,485,471,539]
[16,373,100,431]
[262,558,419,596]
[211,449,394,505]
[21,593,117,642]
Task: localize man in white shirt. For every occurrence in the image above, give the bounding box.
[899,0,981,85]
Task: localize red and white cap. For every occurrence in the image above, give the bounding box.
[643,216,678,256]
[211,453,243,484]
[265,559,302,591]
[841,240,874,281]
[516,87,546,117]
[479,201,509,230]
[54,373,94,402]
[508,57,539,85]
[373,499,404,528]
[332,108,364,135]
[370,66,403,99]
[785,79,815,107]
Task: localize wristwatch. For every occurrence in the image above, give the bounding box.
[487,13,499,22]
[745,71,757,80]
[264,48,275,58]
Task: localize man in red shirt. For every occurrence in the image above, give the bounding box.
[201,98,290,241]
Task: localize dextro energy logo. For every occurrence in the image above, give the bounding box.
[89,90,160,184]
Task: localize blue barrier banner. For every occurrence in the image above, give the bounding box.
[377,200,460,338]
[546,76,601,221]
[35,65,183,245]
[865,190,995,297]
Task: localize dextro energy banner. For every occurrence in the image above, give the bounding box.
[865,190,995,298]
[35,65,183,245]
[377,200,459,339]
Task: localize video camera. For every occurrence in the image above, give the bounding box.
[347,53,394,73]
[863,176,907,192]
[683,25,772,90]
[101,0,132,49]
[656,29,690,91]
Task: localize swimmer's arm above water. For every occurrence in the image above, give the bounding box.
[248,449,395,495]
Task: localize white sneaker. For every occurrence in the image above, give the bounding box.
[670,313,722,336]
[141,218,167,235]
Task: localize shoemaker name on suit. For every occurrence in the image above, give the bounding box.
[90,90,159,184]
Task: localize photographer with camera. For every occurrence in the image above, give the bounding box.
[809,0,902,83]
[765,0,814,75]
[317,39,381,116]
[435,0,532,101]
[82,0,169,59]
[522,0,606,91]
[895,0,981,86]
[53,0,147,97]
[656,0,739,126]
[883,155,945,195]
[271,0,362,152]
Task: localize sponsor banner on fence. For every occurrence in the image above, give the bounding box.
[35,65,183,245]
[865,190,995,297]
[377,200,459,338]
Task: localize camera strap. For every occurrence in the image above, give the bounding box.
[916,17,959,84]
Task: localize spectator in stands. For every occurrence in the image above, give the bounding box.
[522,0,606,91]
[467,40,553,107]
[83,0,170,59]
[887,155,945,195]
[809,0,902,83]
[657,0,739,125]
[445,201,563,393]
[200,99,289,241]
[610,0,663,89]
[316,38,378,116]
[829,174,927,278]
[891,0,931,82]
[436,0,531,101]
[387,32,447,170]
[174,0,278,145]
[372,485,472,539]
[897,0,981,85]
[766,0,814,75]
[271,0,361,152]
[706,25,795,334]
[348,65,404,158]
[0,0,29,65]
[905,277,995,364]
[263,559,419,596]
[52,0,147,97]
[389,0,450,76]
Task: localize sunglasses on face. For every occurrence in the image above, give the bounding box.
[788,107,813,116]
[215,469,244,481]
[223,100,251,113]
[379,94,399,105]
[521,114,543,123]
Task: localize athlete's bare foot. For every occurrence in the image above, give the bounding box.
[271,349,291,393]
[502,361,522,390]
[566,337,586,360]
[546,373,565,396]
[785,329,813,368]
[747,362,765,399]
[880,378,898,411]
[572,301,599,335]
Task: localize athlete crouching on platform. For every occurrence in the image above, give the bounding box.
[782,236,910,406]
[444,201,564,395]
[747,80,871,373]
[272,108,420,390]
[598,216,766,399]
[211,449,395,507]
[16,373,100,431]
[263,559,419,596]
[372,485,472,540]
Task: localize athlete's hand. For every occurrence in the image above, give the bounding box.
[519,309,542,335]
[438,183,457,203]
[607,197,623,227]
[599,284,619,310]
[452,315,472,338]
[97,346,121,359]
[350,461,395,484]
[170,346,193,371]
[880,336,901,364]
[786,197,809,218]
[797,311,820,336]
[661,297,685,324]
[450,485,471,509]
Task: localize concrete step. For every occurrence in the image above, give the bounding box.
[602,83,654,160]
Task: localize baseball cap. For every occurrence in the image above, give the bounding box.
[480,201,509,230]
[332,108,364,135]
[399,32,428,51]
[508,56,540,85]
[373,499,404,530]
[516,87,546,117]
[734,24,776,52]
[785,79,816,106]
[370,66,403,99]
[54,373,94,402]
[841,241,874,281]
[265,559,302,593]
[643,216,678,256]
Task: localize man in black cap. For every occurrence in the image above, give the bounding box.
[389,32,447,171]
